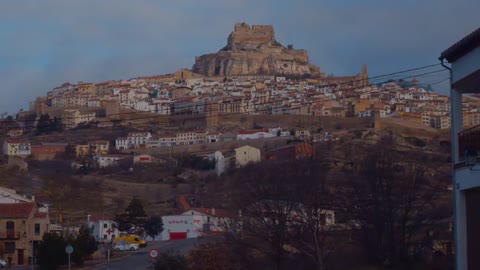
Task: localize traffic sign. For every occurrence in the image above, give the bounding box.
[65,245,74,254]
[149,249,159,259]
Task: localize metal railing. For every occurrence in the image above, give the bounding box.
[0,232,21,240]
[459,124,480,161]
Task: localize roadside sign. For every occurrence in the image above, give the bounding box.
[65,245,74,254]
[149,249,159,259]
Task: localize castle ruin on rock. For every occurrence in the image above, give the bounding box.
[192,22,322,77]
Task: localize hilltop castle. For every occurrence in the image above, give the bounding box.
[192,22,321,77]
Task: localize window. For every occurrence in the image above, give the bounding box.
[5,242,15,254]
[6,221,14,238]
[104,235,107,239]
[103,224,108,228]
[35,224,40,235]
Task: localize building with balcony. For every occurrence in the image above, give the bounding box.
[439,27,480,270]
[0,203,50,266]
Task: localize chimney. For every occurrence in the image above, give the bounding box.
[211,208,216,216]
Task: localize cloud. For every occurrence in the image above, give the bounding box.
[0,0,478,112]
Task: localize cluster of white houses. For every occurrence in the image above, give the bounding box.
[114,128,299,150]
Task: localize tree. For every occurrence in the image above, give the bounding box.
[52,116,63,132]
[154,252,188,270]
[288,160,338,270]
[36,114,52,134]
[71,226,98,265]
[342,134,441,267]
[145,216,163,240]
[116,198,148,232]
[37,232,67,270]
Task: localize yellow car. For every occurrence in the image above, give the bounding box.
[114,235,147,247]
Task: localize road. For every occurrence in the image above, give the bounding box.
[91,238,201,270]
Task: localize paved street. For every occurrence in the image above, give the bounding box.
[91,238,201,270]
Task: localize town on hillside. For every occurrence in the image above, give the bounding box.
[0,21,477,270]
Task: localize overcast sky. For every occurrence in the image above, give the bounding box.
[1,0,479,113]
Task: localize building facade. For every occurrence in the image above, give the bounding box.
[440,27,480,270]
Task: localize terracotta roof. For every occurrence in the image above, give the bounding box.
[178,194,191,210]
[0,203,35,218]
[34,212,48,219]
[440,27,480,62]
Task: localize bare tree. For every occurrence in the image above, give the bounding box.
[342,134,442,267]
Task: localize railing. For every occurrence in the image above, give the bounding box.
[459,124,480,161]
[0,232,21,240]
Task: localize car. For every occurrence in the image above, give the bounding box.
[113,241,139,251]
[0,258,6,268]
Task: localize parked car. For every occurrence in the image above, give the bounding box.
[113,241,139,251]
[114,235,147,247]
[0,258,6,268]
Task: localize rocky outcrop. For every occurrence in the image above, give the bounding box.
[192,22,321,77]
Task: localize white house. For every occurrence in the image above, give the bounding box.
[159,135,177,147]
[214,151,234,176]
[133,154,153,163]
[159,208,230,241]
[236,130,275,140]
[3,140,31,156]
[234,145,261,167]
[176,132,196,145]
[127,132,152,148]
[88,216,119,242]
[207,133,220,143]
[97,155,130,168]
[0,187,33,204]
[115,137,128,150]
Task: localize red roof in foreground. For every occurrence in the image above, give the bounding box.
[34,212,48,219]
[0,203,35,218]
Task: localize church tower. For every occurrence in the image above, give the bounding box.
[362,64,369,87]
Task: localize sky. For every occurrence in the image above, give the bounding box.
[0,0,479,114]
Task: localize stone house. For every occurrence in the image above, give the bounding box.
[0,203,50,266]
[234,145,261,167]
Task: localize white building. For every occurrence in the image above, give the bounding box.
[176,132,196,145]
[236,130,275,140]
[97,155,130,168]
[115,137,128,150]
[0,187,33,204]
[88,217,119,242]
[127,132,152,148]
[440,27,480,270]
[159,208,230,241]
[3,140,31,156]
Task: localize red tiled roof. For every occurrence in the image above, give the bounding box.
[178,194,191,210]
[0,203,35,218]
[34,212,48,219]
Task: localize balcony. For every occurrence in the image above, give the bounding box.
[0,232,21,240]
[459,124,480,161]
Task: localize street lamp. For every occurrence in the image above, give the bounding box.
[465,147,478,170]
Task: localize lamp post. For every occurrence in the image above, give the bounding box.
[465,148,478,169]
